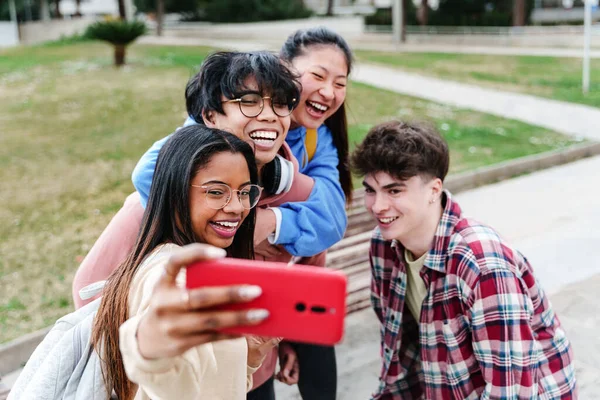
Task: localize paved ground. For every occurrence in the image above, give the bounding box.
[351,63,600,141]
[276,156,600,399]
[140,35,600,59]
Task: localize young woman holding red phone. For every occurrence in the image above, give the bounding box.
[91,126,279,400]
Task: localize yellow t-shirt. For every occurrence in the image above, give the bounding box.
[404,248,428,322]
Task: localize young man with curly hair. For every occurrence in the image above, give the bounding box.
[350,120,577,399]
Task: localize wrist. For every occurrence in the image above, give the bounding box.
[135,316,155,360]
[247,347,266,368]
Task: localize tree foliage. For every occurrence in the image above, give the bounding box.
[200,0,312,23]
[85,20,147,66]
[365,0,535,27]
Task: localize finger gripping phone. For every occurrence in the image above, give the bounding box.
[186,258,347,345]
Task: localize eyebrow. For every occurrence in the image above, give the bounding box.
[314,65,347,80]
[382,182,406,190]
[232,89,260,97]
[362,181,406,190]
[202,180,253,188]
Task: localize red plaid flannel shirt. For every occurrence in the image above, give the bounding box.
[370,190,577,399]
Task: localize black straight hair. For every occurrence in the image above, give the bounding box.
[281,27,354,204]
[186,51,301,125]
[92,125,258,400]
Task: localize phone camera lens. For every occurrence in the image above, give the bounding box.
[295,302,307,312]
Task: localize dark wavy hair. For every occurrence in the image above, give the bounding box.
[91,125,258,400]
[186,51,301,124]
[350,120,450,182]
[280,26,354,204]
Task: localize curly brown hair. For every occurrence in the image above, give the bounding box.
[350,120,449,182]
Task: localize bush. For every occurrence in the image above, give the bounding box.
[85,20,147,66]
[42,33,92,47]
[200,0,312,23]
[364,6,418,26]
[364,0,534,27]
[85,19,147,45]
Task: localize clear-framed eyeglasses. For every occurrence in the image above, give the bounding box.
[222,93,296,118]
[190,183,263,210]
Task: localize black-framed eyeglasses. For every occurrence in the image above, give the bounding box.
[191,183,263,210]
[222,93,296,118]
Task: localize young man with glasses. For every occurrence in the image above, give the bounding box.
[350,121,577,399]
[72,51,345,399]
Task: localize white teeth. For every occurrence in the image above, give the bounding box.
[378,217,398,224]
[250,131,277,140]
[213,221,239,228]
[253,139,273,145]
[308,101,328,112]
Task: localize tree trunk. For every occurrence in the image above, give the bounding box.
[326,0,334,16]
[53,0,61,18]
[418,0,428,26]
[117,0,126,19]
[402,0,407,42]
[156,0,164,36]
[39,0,50,21]
[74,0,81,17]
[512,0,525,26]
[114,44,126,67]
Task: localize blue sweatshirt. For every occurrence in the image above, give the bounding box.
[131,120,347,256]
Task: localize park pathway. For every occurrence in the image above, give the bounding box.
[140,34,600,141]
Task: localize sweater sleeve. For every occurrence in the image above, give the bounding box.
[275,125,347,256]
[119,247,248,400]
[131,135,171,208]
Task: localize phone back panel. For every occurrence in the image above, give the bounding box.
[186,258,347,345]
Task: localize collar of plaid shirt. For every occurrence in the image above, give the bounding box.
[369,190,576,400]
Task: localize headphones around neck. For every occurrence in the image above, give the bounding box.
[261,155,294,196]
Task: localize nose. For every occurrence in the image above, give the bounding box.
[256,98,277,122]
[369,192,389,215]
[223,191,245,214]
[318,82,335,101]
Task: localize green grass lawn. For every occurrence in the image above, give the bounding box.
[356,50,600,108]
[0,41,581,343]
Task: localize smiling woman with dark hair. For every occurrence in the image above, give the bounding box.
[12,125,280,400]
[91,125,278,400]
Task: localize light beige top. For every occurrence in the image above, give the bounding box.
[404,248,428,322]
[119,243,257,400]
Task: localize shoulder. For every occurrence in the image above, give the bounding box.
[316,124,332,136]
[129,243,182,310]
[316,125,334,146]
[446,218,523,281]
[138,243,181,272]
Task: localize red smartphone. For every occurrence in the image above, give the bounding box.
[186,258,347,345]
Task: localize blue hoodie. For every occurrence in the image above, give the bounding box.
[131,119,347,256]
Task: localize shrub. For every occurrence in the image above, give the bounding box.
[85,20,147,66]
[200,0,312,23]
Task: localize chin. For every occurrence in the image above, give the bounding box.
[380,231,397,241]
[381,227,405,242]
[256,151,279,166]
[302,117,321,130]
[206,237,235,249]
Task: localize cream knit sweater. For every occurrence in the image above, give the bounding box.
[119,243,257,400]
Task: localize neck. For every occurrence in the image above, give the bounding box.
[290,120,301,130]
[399,202,444,259]
[257,163,265,176]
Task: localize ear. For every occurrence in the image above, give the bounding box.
[202,110,217,127]
[430,177,443,200]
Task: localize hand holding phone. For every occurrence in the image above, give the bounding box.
[186,257,347,345]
